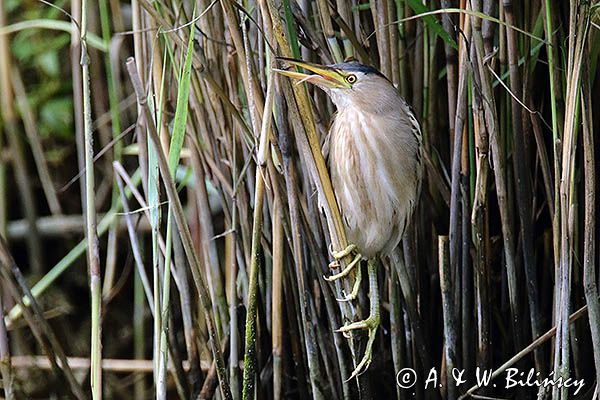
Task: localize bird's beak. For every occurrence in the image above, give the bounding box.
[273,58,350,89]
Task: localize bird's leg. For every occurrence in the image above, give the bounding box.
[325,243,362,281]
[336,259,380,380]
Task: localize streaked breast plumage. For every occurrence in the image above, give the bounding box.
[328,95,422,258]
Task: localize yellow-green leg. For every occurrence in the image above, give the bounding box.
[336,258,380,380]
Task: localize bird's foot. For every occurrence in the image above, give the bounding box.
[325,243,362,282]
[330,243,357,259]
[336,314,380,381]
[336,265,362,302]
[336,259,379,380]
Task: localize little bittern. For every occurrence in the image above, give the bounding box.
[275,59,423,379]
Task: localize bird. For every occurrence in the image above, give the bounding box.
[274,58,423,379]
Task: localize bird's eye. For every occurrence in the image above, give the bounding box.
[345,74,357,84]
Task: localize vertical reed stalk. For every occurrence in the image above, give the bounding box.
[0,290,13,400]
[0,0,5,237]
[226,106,240,399]
[98,0,121,298]
[473,6,523,357]
[79,0,102,395]
[242,61,276,400]
[396,0,409,98]
[469,5,490,373]
[272,198,283,400]
[502,0,542,371]
[315,0,343,61]
[439,236,457,400]
[441,0,458,141]
[553,4,588,397]
[581,47,600,390]
[389,276,404,400]
[71,0,87,214]
[133,268,146,399]
[130,0,148,195]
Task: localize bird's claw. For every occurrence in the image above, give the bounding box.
[328,243,335,256]
[331,243,357,260]
[335,315,378,333]
[324,253,362,281]
[336,315,380,381]
[335,265,362,301]
[328,259,340,270]
[326,246,378,378]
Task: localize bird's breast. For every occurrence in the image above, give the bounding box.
[328,107,422,257]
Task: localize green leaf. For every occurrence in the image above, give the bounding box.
[0,20,108,51]
[282,0,301,59]
[147,41,170,285]
[12,33,70,63]
[405,0,458,50]
[168,24,195,176]
[395,8,546,45]
[40,97,73,139]
[37,51,60,77]
[352,3,372,11]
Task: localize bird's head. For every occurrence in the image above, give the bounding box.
[274,58,394,112]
